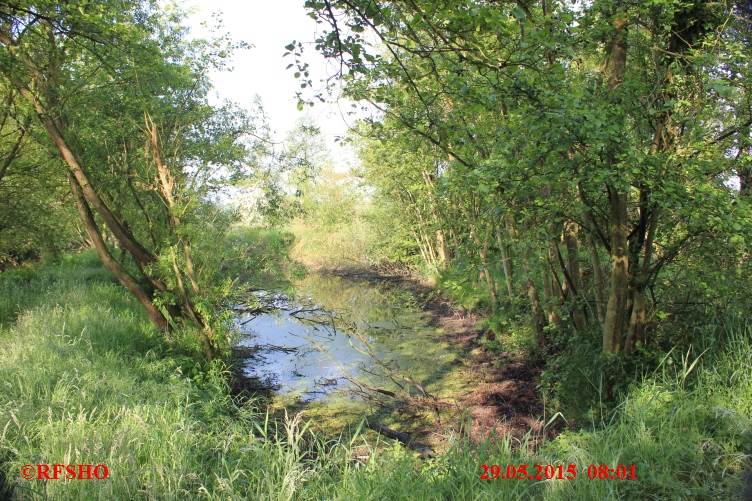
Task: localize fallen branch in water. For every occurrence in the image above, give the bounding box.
[368,422,436,459]
[304,336,400,399]
[304,326,456,419]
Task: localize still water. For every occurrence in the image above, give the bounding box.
[234,274,457,402]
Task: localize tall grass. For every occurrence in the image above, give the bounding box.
[1,252,750,499]
[288,220,384,270]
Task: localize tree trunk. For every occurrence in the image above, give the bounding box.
[541,257,563,329]
[544,237,566,326]
[578,182,607,328]
[0,122,25,183]
[422,170,449,270]
[523,254,547,347]
[495,224,515,297]
[41,110,155,266]
[43,231,58,261]
[602,10,630,354]
[603,187,629,353]
[561,220,587,330]
[10,76,192,332]
[511,216,547,344]
[470,221,498,306]
[170,249,214,361]
[4,73,163,265]
[459,199,498,306]
[436,229,448,270]
[68,174,169,329]
[412,230,431,267]
[587,236,607,328]
[150,123,203,294]
[625,210,658,353]
[624,93,666,354]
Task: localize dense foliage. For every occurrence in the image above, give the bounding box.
[291,0,752,369]
[0,1,264,358]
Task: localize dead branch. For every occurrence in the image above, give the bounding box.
[368,422,436,459]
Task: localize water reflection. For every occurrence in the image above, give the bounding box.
[235,274,448,402]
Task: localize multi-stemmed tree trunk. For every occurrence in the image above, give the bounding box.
[0,3,251,361]
[68,172,169,328]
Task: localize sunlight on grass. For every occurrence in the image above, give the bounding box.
[1,252,750,499]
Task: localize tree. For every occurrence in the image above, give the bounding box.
[0,1,259,359]
[296,0,751,358]
[0,84,77,266]
[243,115,329,227]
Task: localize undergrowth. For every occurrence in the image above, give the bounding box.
[0,252,749,499]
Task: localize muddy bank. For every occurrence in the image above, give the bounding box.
[390,279,554,449]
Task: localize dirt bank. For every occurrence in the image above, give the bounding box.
[399,280,552,450]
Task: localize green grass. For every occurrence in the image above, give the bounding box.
[288,219,382,270]
[1,252,750,499]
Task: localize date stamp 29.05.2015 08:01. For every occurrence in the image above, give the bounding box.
[479,463,636,481]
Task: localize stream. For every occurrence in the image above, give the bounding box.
[233,273,459,403]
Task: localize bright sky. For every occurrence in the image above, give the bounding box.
[185,0,357,165]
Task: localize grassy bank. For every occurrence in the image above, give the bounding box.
[1,252,750,499]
